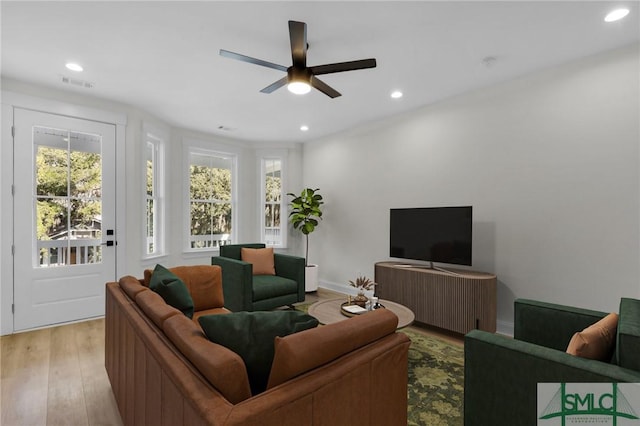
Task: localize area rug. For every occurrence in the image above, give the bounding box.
[295,302,465,425]
[401,328,464,426]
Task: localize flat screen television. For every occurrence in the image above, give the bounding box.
[389,206,472,266]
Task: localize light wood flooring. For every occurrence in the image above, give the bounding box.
[0,288,462,426]
[1,318,122,426]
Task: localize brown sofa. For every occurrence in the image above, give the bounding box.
[105,266,411,426]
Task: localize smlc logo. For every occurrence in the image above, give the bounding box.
[538,383,640,425]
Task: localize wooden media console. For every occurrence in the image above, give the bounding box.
[374,261,497,334]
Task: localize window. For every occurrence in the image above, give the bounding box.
[143,126,165,257]
[35,127,103,266]
[260,156,286,247]
[187,149,235,250]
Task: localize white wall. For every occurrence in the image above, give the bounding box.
[2,43,638,334]
[0,78,303,334]
[303,44,640,333]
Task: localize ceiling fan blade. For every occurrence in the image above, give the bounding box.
[310,76,341,98]
[220,49,288,72]
[260,76,289,94]
[310,58,377,75]
[288,21,307,69]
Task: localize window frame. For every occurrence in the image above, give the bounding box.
[183,143,237,253]
[259,151,287,248]
[141,123,166,259]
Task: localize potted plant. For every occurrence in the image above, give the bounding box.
[288,188,323,292]
[349,276,375,307]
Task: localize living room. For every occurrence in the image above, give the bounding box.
[1,1,639,424]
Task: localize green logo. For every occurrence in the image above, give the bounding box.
[539,383,639,425]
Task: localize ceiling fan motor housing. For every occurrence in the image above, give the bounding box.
[288,67,312,84]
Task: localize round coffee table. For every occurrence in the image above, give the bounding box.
[308,297,415,329]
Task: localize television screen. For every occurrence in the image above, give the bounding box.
[389,206,472,266]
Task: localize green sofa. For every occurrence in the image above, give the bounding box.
[211,243,305,312]
[464,297,640,425]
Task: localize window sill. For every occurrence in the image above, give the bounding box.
[141,254,169,266]
[182,249,220,258]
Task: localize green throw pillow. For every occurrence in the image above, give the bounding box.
[149,264,195,319]
[198,311,319,395]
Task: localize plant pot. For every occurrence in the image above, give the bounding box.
[305,264,319,292]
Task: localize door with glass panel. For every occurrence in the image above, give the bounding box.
[13,109,116,331]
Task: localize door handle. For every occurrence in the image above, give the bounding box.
[101,241,116,247]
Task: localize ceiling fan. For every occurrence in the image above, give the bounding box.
[220,20,377,98]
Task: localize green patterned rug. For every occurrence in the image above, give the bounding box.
[295,302,465,425]
[401,328,464,426]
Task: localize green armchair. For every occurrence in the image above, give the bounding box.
[464,298,640,425]
[211,243,305,312]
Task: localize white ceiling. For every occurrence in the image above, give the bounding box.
[2,1,638,144]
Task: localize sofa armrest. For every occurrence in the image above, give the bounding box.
[211,256,253,312]
[464,329,640,426]
[514,298,608,350]
[274,253,305,300]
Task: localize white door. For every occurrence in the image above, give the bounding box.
[13,108,117,331]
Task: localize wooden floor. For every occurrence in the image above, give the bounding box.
[0,288,462,426]
[1,318,123,426]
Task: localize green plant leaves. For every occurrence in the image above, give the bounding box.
[288,188,324,265]
[287,188,323,229]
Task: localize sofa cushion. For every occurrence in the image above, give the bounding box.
[135,289,182,329]
[163,313,252,404]
[144,265,224,311]
[252,275,298,301]
[192,307,231,324]
[148,264,195,319]
[198,311,319,395]
[566,312,618,361]
[616,298,640,370]
[241,247,276,275]
[119,275,148,300]
[267,308,399,389]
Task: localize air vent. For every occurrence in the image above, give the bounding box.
[61,75,94,89]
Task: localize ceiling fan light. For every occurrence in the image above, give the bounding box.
[288,81,311,95]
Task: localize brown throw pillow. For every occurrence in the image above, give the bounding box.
[241,247,276,275]
[566,312,618,361]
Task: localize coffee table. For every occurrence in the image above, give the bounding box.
[308,297,415,329]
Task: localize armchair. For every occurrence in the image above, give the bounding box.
[464,298,640,425]
[211,243,305,312]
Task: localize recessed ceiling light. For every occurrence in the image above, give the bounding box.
[481,56,497,68]
[300,125,309,132]
[391,91,403,99]
[604,8,629,22]
[65,62,83,72]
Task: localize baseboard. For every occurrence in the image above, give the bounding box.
[497,319,514,337]
[320,280,370,297]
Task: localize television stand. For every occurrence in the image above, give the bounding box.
[374,262,497,333]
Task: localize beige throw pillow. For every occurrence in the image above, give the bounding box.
[241,247,276,275]
[566,312,618,361]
